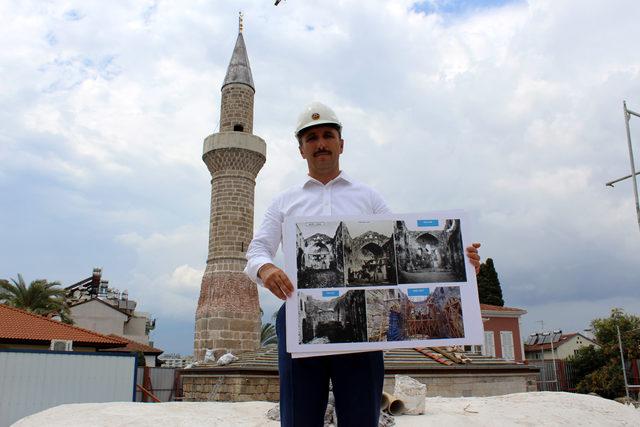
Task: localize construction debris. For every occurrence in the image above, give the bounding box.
[393,375,426,415]
[216,353,238,366]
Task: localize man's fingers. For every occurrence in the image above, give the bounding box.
[266,281,287,300]
[278,273,294,295]
[273,275,292,298]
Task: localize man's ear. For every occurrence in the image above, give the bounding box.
[299,145,306,159]
[339,139,344,154]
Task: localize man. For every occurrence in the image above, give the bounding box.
[245,102,481,426]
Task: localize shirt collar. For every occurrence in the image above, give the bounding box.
[302,171,352,188]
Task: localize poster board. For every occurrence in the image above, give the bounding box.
[284,211,483,357]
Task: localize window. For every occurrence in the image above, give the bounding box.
[483,331,495,357]
[500,331,515,360]
[233,124,244,132]
[50,340,73,351]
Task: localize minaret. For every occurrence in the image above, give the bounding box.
[194,13,266,360]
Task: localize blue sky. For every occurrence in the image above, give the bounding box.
[412,0,521,15]
[1,0,640,356]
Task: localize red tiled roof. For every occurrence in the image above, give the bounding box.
[101,334,163,355]
[480,303,526,313]
[0,304,127,348]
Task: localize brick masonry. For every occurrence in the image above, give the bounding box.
[220,83,254,134]
[194,34,268,360]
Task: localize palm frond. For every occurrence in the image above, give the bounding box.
[260,322,278,346]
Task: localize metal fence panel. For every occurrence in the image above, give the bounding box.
[0,349,136,427]
[135,367,177,402]
[527,359,576,392]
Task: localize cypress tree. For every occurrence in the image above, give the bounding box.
[477,258,504,306]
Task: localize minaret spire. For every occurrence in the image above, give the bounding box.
[222,13,254,91]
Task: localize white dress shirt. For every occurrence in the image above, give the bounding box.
[244,171,391,285]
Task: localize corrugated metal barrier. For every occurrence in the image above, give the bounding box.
[0,349,136,427]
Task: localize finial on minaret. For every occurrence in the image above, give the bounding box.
[239,11,244,33]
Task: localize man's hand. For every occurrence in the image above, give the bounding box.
[465,243,482,275]
[258,263,294,301]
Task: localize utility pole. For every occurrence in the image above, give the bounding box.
[606,101,640,231]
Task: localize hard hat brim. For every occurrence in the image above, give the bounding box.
[295,120,342,137]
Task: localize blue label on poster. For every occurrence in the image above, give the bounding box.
[407,288,430,297]
[417,219,439,227]
[322,290,339,297]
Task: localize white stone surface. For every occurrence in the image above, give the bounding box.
[393,375,426,415]
[13,392,640,427]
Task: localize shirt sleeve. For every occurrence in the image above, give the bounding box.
[371,188,392,214]
[244,196,284,286]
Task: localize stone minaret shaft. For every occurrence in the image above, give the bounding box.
[194,19,266,360]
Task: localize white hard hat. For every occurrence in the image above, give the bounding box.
[295,101,342,138]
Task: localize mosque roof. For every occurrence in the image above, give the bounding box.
[181,345,538,375]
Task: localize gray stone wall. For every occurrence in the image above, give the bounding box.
[383,372,538,397]
[183,374,279,402]
[182,371,538,402]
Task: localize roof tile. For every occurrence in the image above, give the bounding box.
[0,304,127,347]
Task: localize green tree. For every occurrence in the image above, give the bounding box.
[476,258,504,306]
[573,308,640,399]
[0,274,73,324]
[567,345,607,387]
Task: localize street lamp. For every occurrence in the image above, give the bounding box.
[606,101,640,232]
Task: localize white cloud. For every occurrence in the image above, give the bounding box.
[168,264,204,292]
[2,0,640,354]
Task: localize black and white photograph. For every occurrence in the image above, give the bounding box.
[284,212,483,354]
[343,220,397,286]
[296,221,345,288]
[298,290,368,344]
[365,286,464,342]
[394,219,466,284]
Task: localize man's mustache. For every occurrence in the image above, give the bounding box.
[313,149,332,157]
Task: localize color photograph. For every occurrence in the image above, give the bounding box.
[365,286,464,342]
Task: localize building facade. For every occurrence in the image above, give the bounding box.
[476,304,527,362]
[524,332,599,361]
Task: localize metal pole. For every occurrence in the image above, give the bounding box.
[617,325,630,399]
[606,171,640,187]
[536,321,546,392]
[540,339,546,391]
[623,101,640,232]
[550,335,559,391]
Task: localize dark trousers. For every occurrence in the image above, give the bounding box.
[276,304,384,427]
